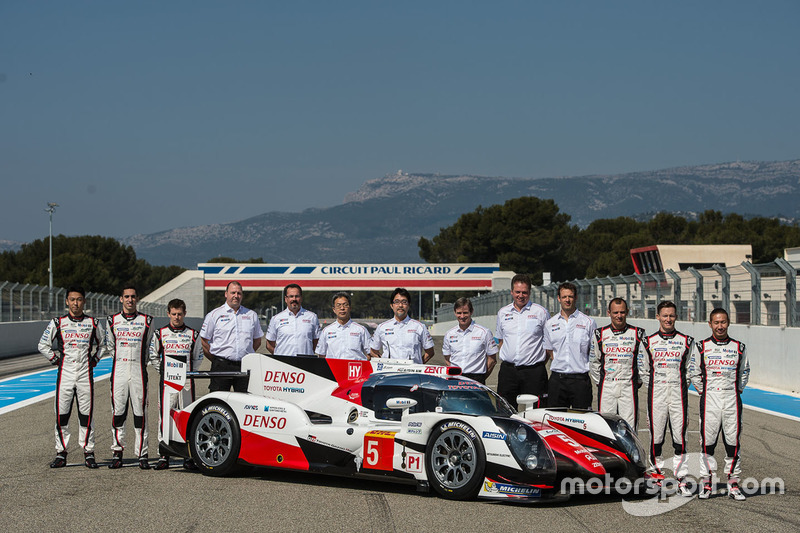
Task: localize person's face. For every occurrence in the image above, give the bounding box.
[391,293,410,321]
[558,288,577,315]
[332,297,351,322]
[511,282,531,309]
[285,287,302,313]
[709,312,729,340]
[225,284,243,310]
[454,305,472,328]
[168,307,186,329]
[608,301,628,329]
[66,292,85,317]
[657,306,677,333]
[120,289,138,314]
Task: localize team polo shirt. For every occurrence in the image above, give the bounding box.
[316,319,371,360]
[544,310,597,373]
[370,316,434,364]
[266,307,321,356]
[442,321,498,374]
[495,301,550,366]
[200,303,264,362]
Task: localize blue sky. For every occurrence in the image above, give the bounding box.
[2,1,798,243]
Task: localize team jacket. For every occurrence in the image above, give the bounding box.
[38,314,105,365]
[689,336,749,394]
[591,324,646,385]
[640,330,694,386]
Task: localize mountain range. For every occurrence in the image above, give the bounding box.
[114,159,800,267]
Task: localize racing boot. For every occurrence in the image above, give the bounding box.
[183,458,198,471]
[84,452,99,469]
[108,451,123,469]
[139,457,151,470]
[728,478,746,501]
[154,456,170,470]
[50,453,67,468]
[698,477,713,499]
[677,477,693,497]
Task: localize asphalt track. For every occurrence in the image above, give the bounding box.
[1,341,798,532]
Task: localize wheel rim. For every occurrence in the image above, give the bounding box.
[194,412,233,467]
[430,429,477,490]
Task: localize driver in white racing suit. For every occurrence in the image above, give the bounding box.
[38,286,106,468]
[689,308,749,501]
[640,301,693,496]
[107,285,153,469]
[149,298,203,470]
[591,298,645,431]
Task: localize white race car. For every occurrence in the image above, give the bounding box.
[160,353,648,501]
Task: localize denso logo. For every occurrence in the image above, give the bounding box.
[115,330,142,338]
[63,332,90,340]
[707,359,737,366]
[264,370,306,384]
[165,343,190,350]
[242,414,287,429]
[605,346,632,354]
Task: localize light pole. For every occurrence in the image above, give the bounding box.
[45,202,59,311]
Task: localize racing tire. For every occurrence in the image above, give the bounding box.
[189,402,241,477]
[425,420,486,500]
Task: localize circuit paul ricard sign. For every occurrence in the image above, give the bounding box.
[198,263,500,291]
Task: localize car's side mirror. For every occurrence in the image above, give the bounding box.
[516,394,539,412]
[386,397,417,417]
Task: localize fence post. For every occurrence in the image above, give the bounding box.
[774,258,797,327]
[665,269,682,321]
[687,268,704,322]
[741,261,761,325]
[711,265,730,316]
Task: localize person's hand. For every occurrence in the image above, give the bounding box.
[50,355,62,366]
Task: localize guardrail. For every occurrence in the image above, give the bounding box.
[0,281,167,322]
[435,259,800,327]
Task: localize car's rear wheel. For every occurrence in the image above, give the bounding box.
[426,420,485,500]
[189,403,241,476]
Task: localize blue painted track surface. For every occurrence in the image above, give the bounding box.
[0,358,113,413]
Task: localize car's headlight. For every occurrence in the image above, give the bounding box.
[493,418,555,474]
[610,417,645,467]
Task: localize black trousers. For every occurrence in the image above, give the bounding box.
[209,357,248,393]
[548,371,592,410]
[462,372,487,384]
[497,361,548,409]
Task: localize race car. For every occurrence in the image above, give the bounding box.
[159,353,648,501]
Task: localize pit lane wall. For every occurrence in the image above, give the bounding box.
[431,317,799,396]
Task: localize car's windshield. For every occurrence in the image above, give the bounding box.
[435,388,516,417]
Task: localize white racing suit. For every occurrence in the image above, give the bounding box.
[689,336,749,480]
[591,324,645,431]
[38,314,105,454]
[149,324,203,445]
[641,330,693,478]
[107,312,153,458]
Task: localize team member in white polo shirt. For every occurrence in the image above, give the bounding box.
[316,292,371,360]
[201,281,264,392]
[266,283,321,356]
[370,288,434,363]
[544,282,596,410]
[495,274,551,409]
[442,297,498,384]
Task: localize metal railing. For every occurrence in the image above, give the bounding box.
[435,259,800,327]
[0,282,167,322]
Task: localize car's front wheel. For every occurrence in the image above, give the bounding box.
[426,420,485,500]
[189,403,241,476]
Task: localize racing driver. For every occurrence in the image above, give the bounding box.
[689,308,750,501]
[149,298,203,470]
[591,298,645,431]
[38,285,106,468]
[640,301,693,496]
[107,285,153,469]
